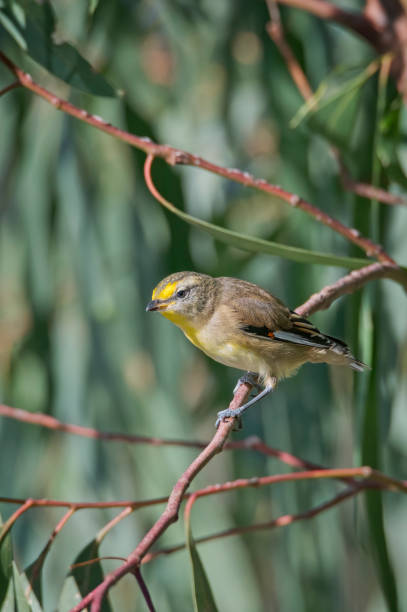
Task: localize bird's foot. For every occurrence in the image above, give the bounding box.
[215,383,275,429]
[215,409,242,430]
[233,372,262,395]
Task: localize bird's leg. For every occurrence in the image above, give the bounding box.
[216,376,276,428]
[233,371,262,395]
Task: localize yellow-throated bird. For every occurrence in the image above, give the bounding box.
[146,272,366,426]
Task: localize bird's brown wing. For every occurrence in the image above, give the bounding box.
[234,292,347,352]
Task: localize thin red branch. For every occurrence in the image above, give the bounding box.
[265,0,313,100]
[275,0,382,49]
[0,51,398,267]
[133,567,156,612]
[296,262,407,316]
[332,147,407,207]
[142,482,389,564]
[0,495,171,544]
[0,404,362,475]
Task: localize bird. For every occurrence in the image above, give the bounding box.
[146,271,366,426]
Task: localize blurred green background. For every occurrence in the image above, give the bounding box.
[1,1,407,610]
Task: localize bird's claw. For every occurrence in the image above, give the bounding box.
[215,408,242,430]
[233,372,262,395]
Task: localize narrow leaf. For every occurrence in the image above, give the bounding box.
[12,563,31,612]
[151,181,378,269]
[0,512,13,609]
[57,576,82,612]
[185,510,218,612]
[70,539,112,612]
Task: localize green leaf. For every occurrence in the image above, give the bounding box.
[57,576,82,612]
[88,0,99,15]
[0,513,13,609]
[151,176,378,269]
[0,0,115,96]
[12,563,31,612]
[290,60,380,147]
[291,60,380,129]
[185,510,218,612]
[70,539,112,612]
[14,568,42,612]
[362,307,399,612]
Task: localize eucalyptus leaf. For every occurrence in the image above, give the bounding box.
[12,563,31,612]
[0,513,13,609]
[152,183,378,269]
[185,511,218,612]
[70,539,112,612]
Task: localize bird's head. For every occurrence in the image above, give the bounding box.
[146,271,216,328]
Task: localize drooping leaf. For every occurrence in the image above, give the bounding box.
[12,563,31,612]
[362,310,399,612]
[0,513,13,609]
[149,167,385,270]
[70,539,112,612]
[57,576,82,612]
[185,510,218,612]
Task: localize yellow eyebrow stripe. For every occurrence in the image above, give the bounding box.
[152,281,178,300]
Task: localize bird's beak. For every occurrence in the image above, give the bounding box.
[146,299,167,312]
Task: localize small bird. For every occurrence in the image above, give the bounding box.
[146,271,366,426]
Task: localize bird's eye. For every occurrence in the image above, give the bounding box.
[176,288,189,299]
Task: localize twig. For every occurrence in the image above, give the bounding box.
[0,51,398,266]
[145,486,360,563]
[132,568,156,612]
[0,404,209,448]
[332,147,407,207]
[296,262,407,316]
[265,0,313,100]
[274,0,382,49]
[0,496,171,544]
[0,404,370,475]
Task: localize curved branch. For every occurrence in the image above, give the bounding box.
[0,51,399,267]
[296,262,406,316]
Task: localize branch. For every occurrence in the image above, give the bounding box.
[71,383,252,612]
[265,0,314,100]
[0,51,398,266]
[332,147,407,207]
[296,261,407,316]
[274,0,382,49]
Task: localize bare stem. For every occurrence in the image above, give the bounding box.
[296,262,407,317]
